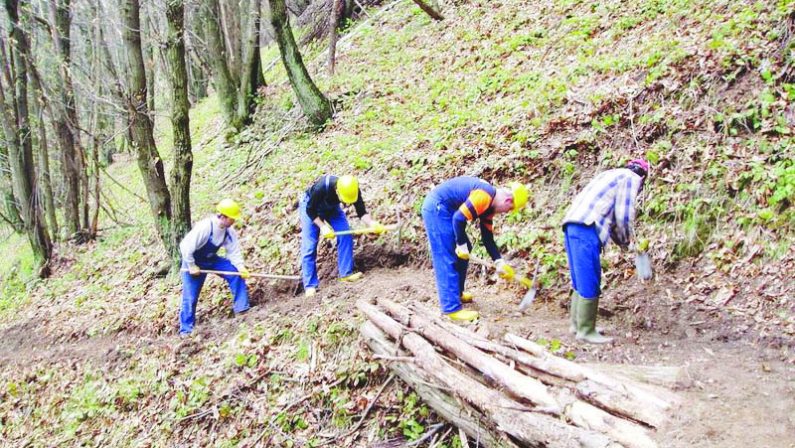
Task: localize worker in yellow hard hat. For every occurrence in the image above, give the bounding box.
[299,175,385,297]
[421,177,529,321]
[179,199,250,335]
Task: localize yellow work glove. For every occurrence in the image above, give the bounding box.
[321,224,335,240]
[371,221,387,235]
[188,265,201,276]
[238,268,251,279]
[455,244,470,260]
[495,259,515,280]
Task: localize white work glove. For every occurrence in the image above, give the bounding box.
[320,224,335,239]
[455,244,470,260]
[188,264,201,276]
[495,259,515,280]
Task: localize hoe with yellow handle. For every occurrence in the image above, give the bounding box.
[324,224,398,238]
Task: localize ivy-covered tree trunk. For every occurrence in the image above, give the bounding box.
[3,0,53,276]
[203,0,239,125]
[122,0,173,254]
[269,0,332,128]
[166,0,193,267]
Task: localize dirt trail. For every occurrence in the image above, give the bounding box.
[2,256,793,447]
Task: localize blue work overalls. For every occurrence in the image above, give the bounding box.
[180,222,250,334]
[563,223,602,299]
[421,196,472,314]
[299,177,354,289]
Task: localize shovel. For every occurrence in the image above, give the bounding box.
[518,260,541,311]
[325,224,398,238]
[633,237,653,281]
[181,269,299,280]
[634,252,653,281]
[469,255,539,310]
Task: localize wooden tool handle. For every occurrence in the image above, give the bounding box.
[181,269,299,280]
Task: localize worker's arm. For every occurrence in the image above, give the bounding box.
[305,179,324,222]
[353,187,368,218]
[611,174,641,249]
[224,228,246,270]
[179,219,211,270]
[479,213,502,261]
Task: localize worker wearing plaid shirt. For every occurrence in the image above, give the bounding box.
[562,159,650,344]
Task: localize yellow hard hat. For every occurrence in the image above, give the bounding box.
[216,199,242,220]
[336,175,359,204]
[510,182,529,212]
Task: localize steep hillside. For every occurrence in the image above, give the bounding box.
[1,0,793,446]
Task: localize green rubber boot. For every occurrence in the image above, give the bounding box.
[576,297,613,344]
[568,292,580,334]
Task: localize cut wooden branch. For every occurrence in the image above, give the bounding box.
[361,321,514,448]
[356,300,615,448]
[411,0,444,20]
[377,298,561,412]
[392,302,659,448]
[505,333,678,428]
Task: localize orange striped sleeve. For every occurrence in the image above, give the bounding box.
[458,189,493,220]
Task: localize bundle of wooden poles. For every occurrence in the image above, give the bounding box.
[357,298,682,448]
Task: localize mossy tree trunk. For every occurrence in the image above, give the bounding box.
[203,0,239,126]
[234,0,265,129]
[2,0,53,277]
[166,0,193,268]
[269,0,332,128]
[122,0,174,257]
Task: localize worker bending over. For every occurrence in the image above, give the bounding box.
[179,199,250,335]
[300,175,385,297]
[422,176,529,321]
[562,159,650,344]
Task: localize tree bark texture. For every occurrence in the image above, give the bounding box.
[3,0,52,276]
[122,0,173,253]
[269,0,332,128]
[48,0,82,235]
[235,0,264,129]
[165,0,193,266]
[327,0,343,74]
[30,79,59,239]
[203,0,239,125]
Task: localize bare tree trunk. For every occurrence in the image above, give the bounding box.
[269,0,332,128]
[166,0,193,267]
[327,0,343,74]
[31,79,59,239]
[122,0,173,253]
[220,0,242,75]
[48,0,82,236]
[203,0,239,125]
[3,0,52,276]
[234,0,264,129]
